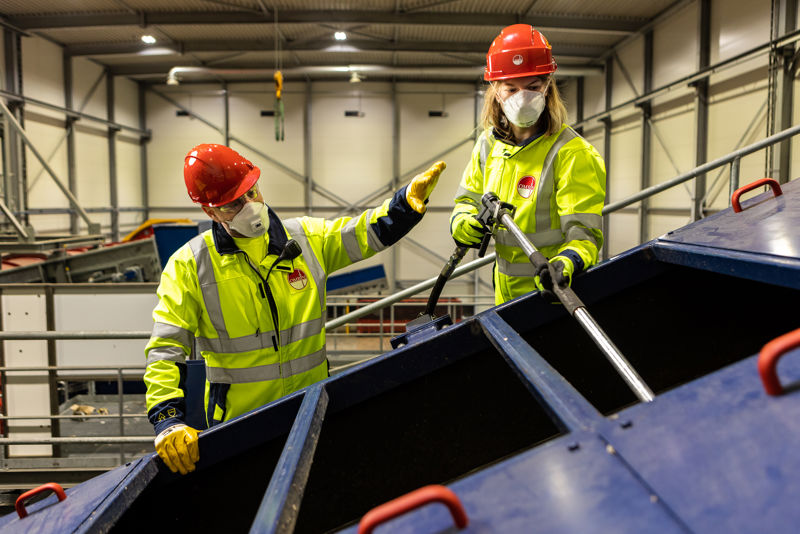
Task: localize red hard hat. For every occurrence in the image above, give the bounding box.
[485,24,557,81]
[183,144,260,207]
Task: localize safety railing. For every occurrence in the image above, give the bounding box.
[0,363,150,470]
[325,122,800,336]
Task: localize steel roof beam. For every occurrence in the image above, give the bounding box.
[67,39,605,58]
[8,10,642,33]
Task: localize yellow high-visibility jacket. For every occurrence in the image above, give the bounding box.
[452,124,606,305]
[145,188,421,434]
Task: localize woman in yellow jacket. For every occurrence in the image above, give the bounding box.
[451,24,606,305]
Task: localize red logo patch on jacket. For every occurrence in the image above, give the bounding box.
[287,269,308,290]
[517,175,537,199]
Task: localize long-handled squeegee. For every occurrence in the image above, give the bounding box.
[480,192,655,403]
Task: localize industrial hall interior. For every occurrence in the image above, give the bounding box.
[0,0,799,532]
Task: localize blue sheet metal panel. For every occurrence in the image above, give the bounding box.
[601,349,800,534]
[152,223,199,268]
[651,240,800,290]
[336,430,688,534]
[660,177,800,258]
[0,458,152,534]
[326,264,387,293]
[494,244,671,329]
[478,312,605,433]
[249,385,328,534]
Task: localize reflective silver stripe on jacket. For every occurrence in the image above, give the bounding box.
[205,348,326,384]
[195,317,325,354]
[364,208,387,252]
[189,234,230,341]
[151,321,193,348]
[280,348,327,379]
[146,345,187,365]
[496,257,538,277]
[479,131,494,178]
[565,225,598,245]
[454,186,481,205]
[340,217,363,262]
[283,218,328,321]
[494,228,564,249]
[534,127,579,235]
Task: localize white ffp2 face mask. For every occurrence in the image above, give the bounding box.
[228,202,269,237]
[500,89,547,128]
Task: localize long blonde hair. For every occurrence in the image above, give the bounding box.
[480,77,568,141]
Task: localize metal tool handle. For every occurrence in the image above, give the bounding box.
[15,482,67,519]
[758,327,800,396]
[358,485,469,534]
[483,192,655,403]
[731,178,783,213]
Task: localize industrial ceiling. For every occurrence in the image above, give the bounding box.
[0,0,688,84]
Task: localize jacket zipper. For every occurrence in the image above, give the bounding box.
[239,252,280,351]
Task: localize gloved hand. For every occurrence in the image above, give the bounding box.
[451,212,487,247]
[549,255,575,287]
[406,161,446,213]
[534,255,575,291]
[154,424,199,475]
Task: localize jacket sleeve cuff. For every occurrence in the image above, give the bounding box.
[370,186,424,248]
[153,417,185,436]
[554,249,585,275]
[149,398,187,435]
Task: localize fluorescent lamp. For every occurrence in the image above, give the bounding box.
[334,31,347,41]
[141,35,156,44]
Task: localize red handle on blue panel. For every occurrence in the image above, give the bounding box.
[15,482,66,519]
[758,328,800,396]
[358,485,469,534]
[731,178,783,213]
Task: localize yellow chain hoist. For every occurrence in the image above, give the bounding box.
[274,70,284,141]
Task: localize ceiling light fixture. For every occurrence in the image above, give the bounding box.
[141,35,157,44]
[334,31,347,41]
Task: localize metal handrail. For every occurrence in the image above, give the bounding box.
[326,123,800,329]
[325,254,496,331]
[602,122,800,214]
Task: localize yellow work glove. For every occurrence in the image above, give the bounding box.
[154,424,199,475]
[451,212,487,247]
[406,161,446,214]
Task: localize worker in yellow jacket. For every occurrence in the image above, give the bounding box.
[145,143,445,475]
[451,24,606,305]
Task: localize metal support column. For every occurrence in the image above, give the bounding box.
[638,31,653,243]
[601,57,613,260]
[138,83,150,221]
[63,50,79,234]
[774,0,798,184]
[473,80,482,302]
[389,81,400,293]
[575,76,585,136]
[304,80,313,214]
[106,71,119,241]
[3,29,23,221]
[692,0,711,220]
[44,287,61,458]
[222,82,230,146]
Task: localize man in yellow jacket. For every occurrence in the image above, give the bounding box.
[145,143,445,475]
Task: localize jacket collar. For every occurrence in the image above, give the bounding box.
[211,205,287,256]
